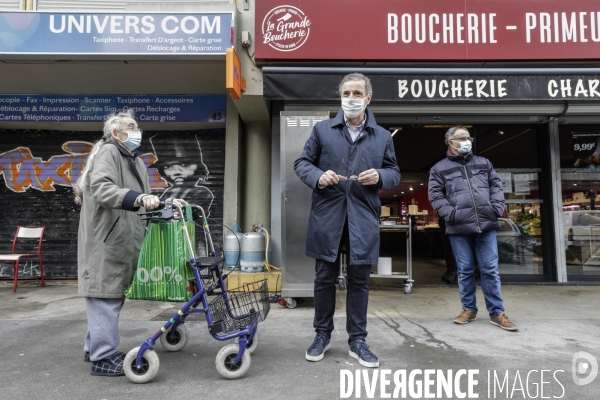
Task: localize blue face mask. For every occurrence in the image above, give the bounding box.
[122,131,142,151]
[456,141,472,155]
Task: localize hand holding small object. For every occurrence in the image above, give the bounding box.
[319,170,339,186]
[358,169,379,186]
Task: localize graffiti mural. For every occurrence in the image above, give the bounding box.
[0,130,225,279]
[0,141,168,193]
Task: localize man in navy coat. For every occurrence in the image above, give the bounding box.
[294,73,401,367]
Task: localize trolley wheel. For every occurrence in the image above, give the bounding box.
[159,324,189,352]
[404,284,413,294]
[284,297,297,309]
[338,279,347,291]
[215,343,251,380]
[233,332,259,354]
[124,347,160,384]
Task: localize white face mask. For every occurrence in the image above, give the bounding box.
[452,140,472,155]
[341,97,368,118]
[122,131,142,151]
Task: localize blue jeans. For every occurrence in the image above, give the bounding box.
[448,230,504,318]
[313,258,371,343]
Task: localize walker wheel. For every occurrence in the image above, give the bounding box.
[404,284,412,294]
[159,324,189,352]
[215,343,251,379]
[338,279,347,291]
[284,297,297,309]
[124,347,160,384]
[233,332,259,354]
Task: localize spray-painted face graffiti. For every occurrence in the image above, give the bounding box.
[163,163,198,185]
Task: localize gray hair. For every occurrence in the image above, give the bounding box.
[73,109,136,205]
[444,126,470,146]
[338,73,373,97]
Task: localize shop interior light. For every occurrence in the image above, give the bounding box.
[401,191,405,194]
[409,187,413,191]
[498,130,505,135]
[391,129,399,137]
[423,125,473,128]
[420,183,424,185]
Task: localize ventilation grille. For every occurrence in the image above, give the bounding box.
[286,117,326,127]
[0,0,21,10]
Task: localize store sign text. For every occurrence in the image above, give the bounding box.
[398,79,508,99]
[255,0,600,60]
[0,95,226,123]
[0,12,233,55]
[387,12,600,45]
[264,73,600,101]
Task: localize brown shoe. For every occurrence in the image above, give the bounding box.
[454,309,477,324]
[490,312,519,331]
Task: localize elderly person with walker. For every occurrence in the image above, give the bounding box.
[74,109,184,376]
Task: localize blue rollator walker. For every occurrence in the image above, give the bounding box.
[123,200,270,383]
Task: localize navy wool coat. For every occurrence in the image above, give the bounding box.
[294,108,401,265]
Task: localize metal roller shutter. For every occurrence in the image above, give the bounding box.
[0,129,225,279]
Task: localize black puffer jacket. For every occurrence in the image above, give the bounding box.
[428,152,505,235]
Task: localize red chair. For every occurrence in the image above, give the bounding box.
[0,227,45,292]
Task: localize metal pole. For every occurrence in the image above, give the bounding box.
[548,119,568,282]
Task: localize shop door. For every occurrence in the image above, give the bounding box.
[379,122,551,283]
[558,125,600,281]
[474,125,547,278]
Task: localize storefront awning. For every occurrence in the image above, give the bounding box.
[263,67,600,103]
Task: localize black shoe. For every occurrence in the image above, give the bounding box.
[84,350,125,363]
[305,334,331,362]
[90,352,126,376]
[349,339,379,368]
[444,272,457,285]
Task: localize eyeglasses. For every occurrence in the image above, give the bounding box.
[339,156,369,182]
[452,136,474,143]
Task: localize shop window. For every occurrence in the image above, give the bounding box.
[559,125,600,278]
[475,126,544,275]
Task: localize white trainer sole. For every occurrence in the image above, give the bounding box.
[349,350,379,368]
[305,343,331,362]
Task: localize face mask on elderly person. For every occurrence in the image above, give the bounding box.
[121,131,142,151]
[341,97,368,118]
[453,140,472,155]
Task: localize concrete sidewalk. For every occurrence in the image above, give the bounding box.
[1,281,599,400]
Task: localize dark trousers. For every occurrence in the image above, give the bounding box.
[313,258,371,343]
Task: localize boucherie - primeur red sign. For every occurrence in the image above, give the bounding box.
[255,0,600,60]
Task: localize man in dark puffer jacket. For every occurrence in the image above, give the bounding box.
[428,126,518,331]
